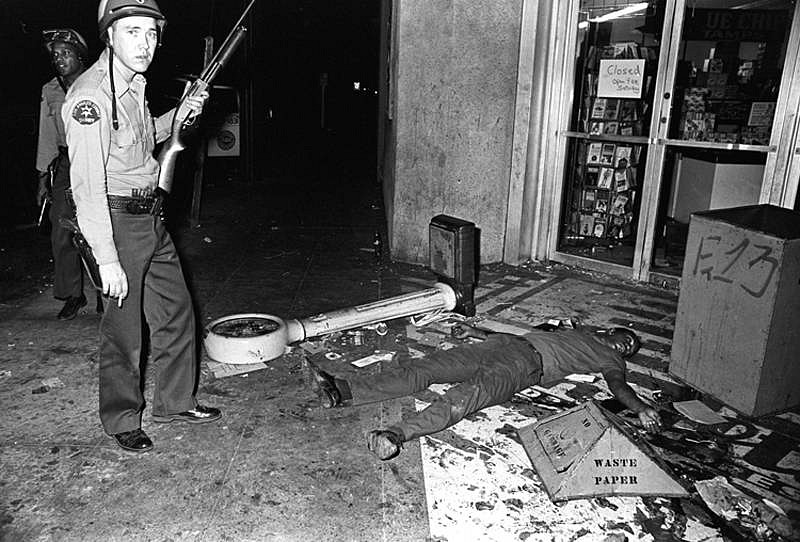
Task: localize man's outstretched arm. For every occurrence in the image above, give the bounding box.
[604,370,661,432]
[451,324,494,341]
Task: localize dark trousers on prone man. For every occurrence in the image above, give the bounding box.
[310,326,661,460]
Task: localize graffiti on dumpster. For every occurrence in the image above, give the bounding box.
[692,234,779,298]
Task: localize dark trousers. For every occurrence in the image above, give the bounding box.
[344,333,543,442]
[99,212,197,434]
[50,154,83,299]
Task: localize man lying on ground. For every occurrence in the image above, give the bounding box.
[309,322,662,461]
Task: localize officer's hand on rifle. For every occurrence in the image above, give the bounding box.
[37,172,51,206]
[184,90,210,120]
[99,262,128,306]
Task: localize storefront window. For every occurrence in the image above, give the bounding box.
[652,1,794,276]
[558,1,663,267]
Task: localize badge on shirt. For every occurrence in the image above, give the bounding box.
[72,100,101,125]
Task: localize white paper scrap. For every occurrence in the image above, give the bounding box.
[205,360,267,378]
[565,373,596,383]
[673,400,728,425]
[351,351,395,368]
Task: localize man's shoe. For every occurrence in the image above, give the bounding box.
[366,429,403,461]
[594,327,641,358]
[57,294,87,320]
[112,428,153,453]
[308,363,341,408]
[152,405,222,424]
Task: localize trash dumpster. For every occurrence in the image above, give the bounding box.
[670,204,800,416]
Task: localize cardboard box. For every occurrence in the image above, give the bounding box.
[670,205,800,416]
[519,401,688,502]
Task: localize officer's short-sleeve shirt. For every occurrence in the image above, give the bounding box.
[36,78,67,173]
[62,49,174,265]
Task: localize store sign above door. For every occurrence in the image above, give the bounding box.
[683,9,786,42]
[598,59,645,99]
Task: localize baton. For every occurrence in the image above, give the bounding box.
[37,167,54,228]
[37,198,48,227]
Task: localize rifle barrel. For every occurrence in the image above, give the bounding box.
[199,0,256,80]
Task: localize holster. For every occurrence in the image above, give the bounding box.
[61,189,103,291]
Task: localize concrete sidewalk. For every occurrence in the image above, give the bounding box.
[1,180,799,541]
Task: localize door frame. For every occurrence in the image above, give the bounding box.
[540,0,800,282]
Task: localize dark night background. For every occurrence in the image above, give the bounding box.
[0,0,381,228]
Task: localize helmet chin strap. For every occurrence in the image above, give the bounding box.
[107,43,119,131]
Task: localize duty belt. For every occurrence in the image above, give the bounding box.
[107,194,158,215]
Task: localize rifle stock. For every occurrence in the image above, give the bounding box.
[157,0,254,194]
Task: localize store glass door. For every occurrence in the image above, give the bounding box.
[555,0,798,281]
[557,1,665,270]
[648,0,797,279]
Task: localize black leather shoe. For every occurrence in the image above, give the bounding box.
[113,428,153,453]
[308,363,341,408]
[57,294,87,320]
[152,405,222,424]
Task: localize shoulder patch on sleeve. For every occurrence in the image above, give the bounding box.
[72,100,101,125]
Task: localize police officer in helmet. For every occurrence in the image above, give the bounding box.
[63,0,219,453]
[37,28,104,320]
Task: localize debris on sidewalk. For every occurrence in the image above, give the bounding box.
[31,376,66,394]
[565,373,596,383]
[695,476,795,539]
[351,350,395,368]
[519,401,688,502]
[298,341,326,355]
[205,359,267,378]
[41,377,65,389]
[472,319,530,335]
[673,400,728,425]
[405,324,445,347]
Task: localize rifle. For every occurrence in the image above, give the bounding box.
[155,0,255,202]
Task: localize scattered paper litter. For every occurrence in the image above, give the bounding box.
[351,350,395,368]
[673,400,728,425]
[565,373,596,383]
[41,377,65,389]
[407,347,426,359]
[299,341,326,355]
[476,319,531,335]
[205,360,267,378]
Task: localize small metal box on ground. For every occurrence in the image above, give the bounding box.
[670,204,800,417]
[518,401,688,502]
[429,215,477,316]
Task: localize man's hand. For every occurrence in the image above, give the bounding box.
[99,262,128,305]
[604,370,662,433]
[451,324,490,341]
[184,90,210,119]
[37,173,51,206]
[637,407,662,433]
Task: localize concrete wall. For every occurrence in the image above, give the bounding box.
[388,0,523,264]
